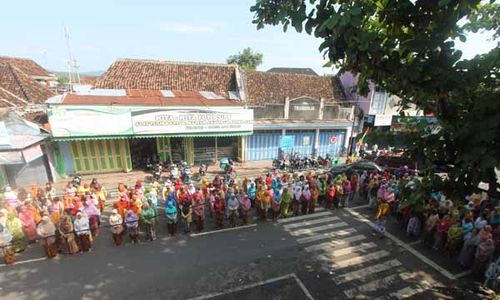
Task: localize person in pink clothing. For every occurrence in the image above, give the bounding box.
[18,204,37,242]
[192,187,205,232]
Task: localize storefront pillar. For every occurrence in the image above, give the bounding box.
[184,137,194,166]
[314,128,320,157]
[119,139,132,172]
[239,136,245,162]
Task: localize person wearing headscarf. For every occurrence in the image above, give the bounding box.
[179,197,192,234]
[83,197,100,237]
[125,210,140,244]
[65,182,77,198]
[5,211,26,253]
[59,212,79,254]
[142,200,157,241]
[18,203,38,242]
[293,184,302,216]
[433,215,451,251]
[48,197,63,226]
[472,232,495,275]
[73,211,92,252]
[0,223,15,264]
[280,187,292,218]
[272,185,282,221]
[308,181,318,214]
[114,194,129,219]
[445,218,463,257]
[165,193,178,236]
[0,208,7,228]
[192,187,205,232]
[94,183,107,213]
[239,189,251,225]
[247,182,256,208]
[300,185,311,215]
[37,215,58,258]
[214,195,225,229]
[374,198,390,236]
[45,183,56,201]
[4,187,19,209]
[325,183,336,210]
[227,189,239,227]
[134,180,144,200]
[109,209,124,246]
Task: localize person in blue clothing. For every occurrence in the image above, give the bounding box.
[165,192,178,236]
[272,184,282,221]
[247,182,257,208]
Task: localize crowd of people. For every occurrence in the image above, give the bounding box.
[0,166,498,284]
[353,166,500,281]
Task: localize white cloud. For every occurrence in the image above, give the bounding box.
[157,22,215,34]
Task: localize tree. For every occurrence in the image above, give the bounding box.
[227,47,263,71]
[251,1,500,198]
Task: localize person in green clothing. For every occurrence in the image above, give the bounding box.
[445,218,463,257]
[141,200,157,241]
[5,211,27,253]
[280,187,292,218]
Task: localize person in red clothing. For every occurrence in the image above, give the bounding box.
[114,194,129,218]
[309,181,319,214]
[265,173,272,187]
[214,196,225,229]
[177,187,191,208]
[433,214,450,251]
[325,183,336,209]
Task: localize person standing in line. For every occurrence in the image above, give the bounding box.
[193,187,205,232]
[125,210,140,244]
[109,209,124,246]
[181,199,193,234]
[239,190,252,225]
[165,192,178,236]
[374,199,390,238]
[301,185,311,215]
[73,212,92,252]
[37,215,58,258]
[141,201,157,241]
[227,190,240,227]
[0,223,15,264]
[59,212,80,253]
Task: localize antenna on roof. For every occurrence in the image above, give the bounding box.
[64,26,81,91]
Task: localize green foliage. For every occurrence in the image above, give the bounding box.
[226,47,264,71]
[251,0,500,197]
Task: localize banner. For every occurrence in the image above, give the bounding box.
[131,108,253,135]
[49,108,133,137]
[374,114,393,126]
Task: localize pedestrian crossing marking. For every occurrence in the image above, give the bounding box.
[277,211,331,223]
[317,242,377,258]
[388,281,433,300]
[304,235,367,252]
[330,250,390,269]
[334,259,402,284]
[288,222,348,236]
[283,216,340,230]
[343,272,416,299]
[296,228,357,244]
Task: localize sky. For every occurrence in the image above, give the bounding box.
[0,0,496,75]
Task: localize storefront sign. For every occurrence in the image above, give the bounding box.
[374,114,393,126]
[279,136,294,149]
[49,108,133,137]
[132,108,253,135]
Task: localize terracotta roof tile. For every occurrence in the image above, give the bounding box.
[0,63,54,106]
[245,71,346,105]
[0,56,52,77]
[79,76,98,86]
[95,59,238,97]
[60,89,243,107]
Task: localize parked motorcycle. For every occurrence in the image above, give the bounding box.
[72,175,82,186]
[220,157,236,179]
[181,162,191,183]
[199,164,208,177]
[152,163,162,181]
[170,164,179,181]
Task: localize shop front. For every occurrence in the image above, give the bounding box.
[48,102,253,176]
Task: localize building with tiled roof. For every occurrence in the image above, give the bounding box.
[0,56,56,86]
[267,67,318,76]
[0,63,54,108]
[95,59,240,98]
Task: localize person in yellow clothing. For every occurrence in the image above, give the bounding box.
[374,199,390,237]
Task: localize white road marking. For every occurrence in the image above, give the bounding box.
[0,257,47,268]
[189,224,257,237]
[345,208,456,280]
[283,216,340,230]
[343,272,416,299]
[329,250,390,269]
[334,259,403,284]
[318,242,377,258]
[288,222,348,236]
[277,211,331,224]
[453,270,473,279]
[348,204,371,210]
[297,228,357,244]
[387,281,433,299]
[186,273,314,300]
[304,235,367,252]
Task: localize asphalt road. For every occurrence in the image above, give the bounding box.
[0,202,460,300]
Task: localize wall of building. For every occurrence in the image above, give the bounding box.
[339,72,373,115]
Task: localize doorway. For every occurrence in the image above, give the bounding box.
[170,137,185,163]
[129,138,158,169]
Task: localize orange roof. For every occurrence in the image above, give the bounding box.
[60,89,243,107]
[0,56,53,78]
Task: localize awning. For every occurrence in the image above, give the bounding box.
[52,131,253,141]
